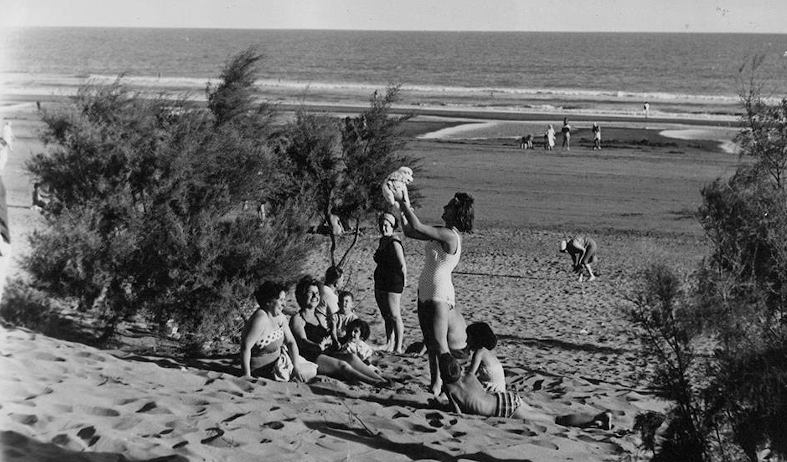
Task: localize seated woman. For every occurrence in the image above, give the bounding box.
[289,276,389,386]
[240,281,317,382]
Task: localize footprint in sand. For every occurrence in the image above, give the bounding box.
[263,421,285,430]
[76,425,100,447]
[9,414,38,426]
[82,406,120,417]
[136,401,172,414]
[531,439,560,450]
[221,412,249,423]
[112,397,139,406]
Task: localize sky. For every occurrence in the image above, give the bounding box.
[1,0,786,33]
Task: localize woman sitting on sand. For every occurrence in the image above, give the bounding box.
[240,281,317,382]
[440,353,612,429]
[289,276,389,386]
[395,192,473,396]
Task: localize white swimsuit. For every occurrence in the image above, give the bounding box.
[418,228,461,305]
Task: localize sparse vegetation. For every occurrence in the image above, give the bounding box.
[631,57,787,461]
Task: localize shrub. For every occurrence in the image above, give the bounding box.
[632,56,787,461]
[24,48,315,345]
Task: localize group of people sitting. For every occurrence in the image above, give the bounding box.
[238,183,608,429]
[240,273,385,385]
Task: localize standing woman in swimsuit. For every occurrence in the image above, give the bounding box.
[289,276,388,385]
[374,212,407,353]
[396,192,474,396]
[240,281,316,381]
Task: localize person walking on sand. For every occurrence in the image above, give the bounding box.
[592,122,602,150]
[544,125,556,150]
[395,192,474,396]
[559,235,598,282]
[373,212,407,353]
[561,118,571,151]
[643,102,650,119]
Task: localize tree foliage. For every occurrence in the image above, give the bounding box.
[631,56,787,461]
[24,48,315,346]
[278,86,418,267]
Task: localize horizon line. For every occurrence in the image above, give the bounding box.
[7,25,787,35]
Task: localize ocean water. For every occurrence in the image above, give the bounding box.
[2,28,787,117]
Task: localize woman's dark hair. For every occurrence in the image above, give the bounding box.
[254,281,290,308]
[466,322,497,350]
[378,212,398,231]
[294,275,321,309]
[324,265,344,286]
[345,318,370,341]
[453,192,475,232]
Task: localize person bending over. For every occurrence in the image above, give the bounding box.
[559,235,598,282]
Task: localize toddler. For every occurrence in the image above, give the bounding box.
[340,318,374,363]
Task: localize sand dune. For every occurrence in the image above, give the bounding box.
[0,97,737,461]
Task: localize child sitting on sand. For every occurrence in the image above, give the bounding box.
[439,353,612,429]
[340,318,374,363]
[335,290,359,338]
[466,322,506,392]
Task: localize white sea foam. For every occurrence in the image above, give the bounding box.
[0,72,751,106]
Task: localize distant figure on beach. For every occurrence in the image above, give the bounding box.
[544,125,556,150]
[439,354,612,428]
[559,235,598,282]
[592,123,602,150]
[373,212,407,353]
[643,102,650,119]
[395,191,474,396]
[519,134,534,150]
[0,139,8,174]
[2,122,14,151]
[466,322,506,392]
[240,281,317,382]
[0,175,9,304]
[561,118,571,150]
[290,276,388,385]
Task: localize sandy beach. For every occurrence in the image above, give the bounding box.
[0,93,742,461]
